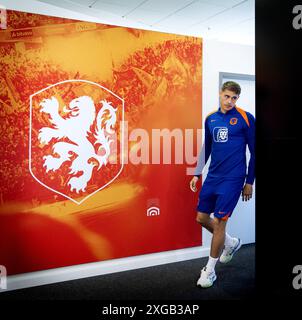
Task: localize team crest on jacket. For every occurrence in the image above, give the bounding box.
[213,127,228,142]
[230,117,238,125]
[29,80,124,204]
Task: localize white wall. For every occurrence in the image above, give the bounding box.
[0,0,255,291]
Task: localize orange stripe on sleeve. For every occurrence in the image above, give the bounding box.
[235,106,250,127]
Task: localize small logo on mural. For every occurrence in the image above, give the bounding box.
[147,206,160,216]
[146,198,160,217]
[29,80,124,204]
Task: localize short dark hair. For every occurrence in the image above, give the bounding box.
[221,81,241,95]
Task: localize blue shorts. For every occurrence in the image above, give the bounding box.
[197,176,245,220]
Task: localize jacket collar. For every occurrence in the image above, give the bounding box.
[218,105,237,115]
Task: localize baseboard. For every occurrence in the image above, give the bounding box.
[2,246,210,292]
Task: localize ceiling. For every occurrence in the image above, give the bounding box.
[37,0,254,45]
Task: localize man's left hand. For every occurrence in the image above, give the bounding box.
[242,183,253,201]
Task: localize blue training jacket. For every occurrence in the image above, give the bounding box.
[194,106,255,185]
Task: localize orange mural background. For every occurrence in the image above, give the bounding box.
[0,10,202,275]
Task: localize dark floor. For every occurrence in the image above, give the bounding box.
[0,244,255,300]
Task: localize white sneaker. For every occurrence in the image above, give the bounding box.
[219,238,242,264]
[197,267,217,288]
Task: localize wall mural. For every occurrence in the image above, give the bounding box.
[0,10,202,275]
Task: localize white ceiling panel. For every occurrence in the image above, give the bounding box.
[67,0,95,6]
[36,0,255,45]
[155,2,225,26]
[92,0,148,16]
[123,9,168,25]
[89,1,132,16]
[94,0,146,7]
[135,0,198,13]
[126,0,200,25]
[189,0,254,29]
[198,0,245,8]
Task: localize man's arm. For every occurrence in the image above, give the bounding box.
[242,112,255,201]
[194,118,212,178]
[245,112,255,185]
[190,118,212,192]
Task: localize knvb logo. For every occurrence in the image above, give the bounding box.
[292,265,302,290]
[292,5,302,29]
[29,80,124,205]
[0,265,7,290]
[0,5,7,30]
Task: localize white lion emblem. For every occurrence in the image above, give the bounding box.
[214,127,228,142]
[217,128,228,141]
[38,96,117,193]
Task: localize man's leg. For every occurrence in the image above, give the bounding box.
[196,212,241,264]
[196,212,233,251]
[210,217,227,258]
[196,213,227,258]
[196,212,214,233]
[196,213,230,288]
[214,179,245,263]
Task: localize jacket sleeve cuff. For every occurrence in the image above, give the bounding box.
[245,178,254,185]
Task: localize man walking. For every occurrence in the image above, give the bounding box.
[190,81,255,288]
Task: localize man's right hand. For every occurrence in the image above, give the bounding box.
[190,176,199,192]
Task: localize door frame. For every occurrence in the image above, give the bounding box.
[219,72,255,90]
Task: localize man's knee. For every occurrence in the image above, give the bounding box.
[212,217,227,232]
[196,212,210,225]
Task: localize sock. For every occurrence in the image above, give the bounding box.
[206,256,218,272]
[224,233,236,247]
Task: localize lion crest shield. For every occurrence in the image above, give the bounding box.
[29,80,124,204]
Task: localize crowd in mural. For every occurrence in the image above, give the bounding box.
[6,10,75,29]
[0,16,201,204]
